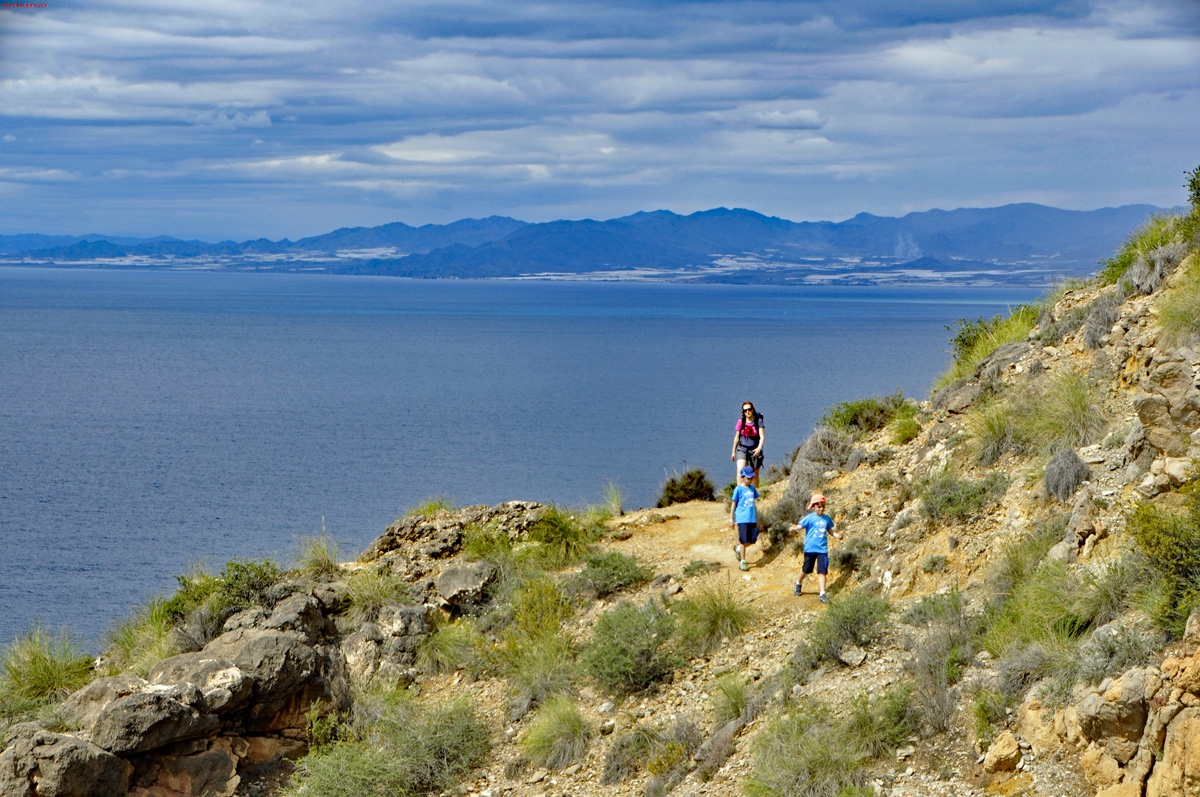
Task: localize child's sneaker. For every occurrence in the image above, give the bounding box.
[819,592,828,603]
[739,561,750,571]
[793,582,801,596]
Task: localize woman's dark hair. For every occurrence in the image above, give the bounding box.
[741,401,756,415]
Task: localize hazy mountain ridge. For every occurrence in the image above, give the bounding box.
[0,204,1176,285]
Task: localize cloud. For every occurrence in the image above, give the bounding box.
[0,0,1195,238]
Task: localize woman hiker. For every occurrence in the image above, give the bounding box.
[731,401,764,487]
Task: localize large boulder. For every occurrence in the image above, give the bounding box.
[1076,669,1151,763]
[435,562,496,608]
[200,629,318,707]
[127,737,242,797]
[59,673,147,732]
[0,725,131,797]
[361,501,543,561]
[1147,707,1200,797]
[147,654,254,715]
[89,685,219,756]
[261,594,331,644]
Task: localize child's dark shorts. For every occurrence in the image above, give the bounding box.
[801,552,829,575]
[737,522,758,545]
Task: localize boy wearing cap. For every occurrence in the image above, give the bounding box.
[729,466,759,571]
[790,493,842,602]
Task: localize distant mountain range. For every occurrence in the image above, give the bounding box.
[0,204,1177,285]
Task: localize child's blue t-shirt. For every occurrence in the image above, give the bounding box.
[731,485,758,523]
[799,512,834,553]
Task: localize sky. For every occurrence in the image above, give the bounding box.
[0,0,1197,241]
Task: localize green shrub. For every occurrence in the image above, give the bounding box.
[1188,165,1200,210]
[657,469,716,507]
[602,717,701,786]
[521,694,593,770]
[821,391,913,439]
[582,600,680,694]
[1158,257,1200,348]
[798,589,891,668]
[919,469,1009,523]
[829,536,874,575]
[566,550,652,599]
[163,558,284,624]
[295,534,342,580]
[1127,483,1200,635]
[901,589,965,627]
[344,566,412,624]
[528,506,600,567]
[462,523,542,603]
[103,597,180,677]
[673,577,756,656]
[935,305,1038,390]
[744,704,872,797]
[0,627,93,712]
[288,696,489,797]
[512,579,573,638]
[709,674,749,724]
[407,496,455,517]
[988,514,1067,600]
[1100,213,1195,285]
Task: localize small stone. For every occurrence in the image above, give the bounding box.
[897,745,916,760]
[837,646,867,668]
[600,719,616,735]
[563,764,581,776]
[527,769,548,784]
[597,701,615,714]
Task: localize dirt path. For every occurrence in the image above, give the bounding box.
[606,495,832,621]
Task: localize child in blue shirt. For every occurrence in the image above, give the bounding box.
[729,466,759,571]
[790,493,843,602]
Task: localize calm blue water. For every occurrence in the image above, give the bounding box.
[0,268,1040,648]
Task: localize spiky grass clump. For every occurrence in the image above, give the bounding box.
[521,694,594,770]
[969,400,1015,466]
[1017,370,1108,452]
[343,567,412,624]
[1158,256,1200,348]
[567,550,652,599]
[682,559,722,578]
[417,620,479,675]
[528,506,599,567]
[295,533,342,580]
[493,580,577,713]
[407,496,455,517]
[0,627,93,711]
[582,600,679,695]
[602,480,625,517]
[672,577,756,656]
[288,695,489,797]
[1044,447,1091,502]
[935,305,1039,390]
[709,674,749,724]
[103,597,180,677]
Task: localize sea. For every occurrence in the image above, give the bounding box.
[0,267,1042,648]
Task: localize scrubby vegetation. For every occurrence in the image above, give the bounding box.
[287,694,489,797]
[794,589,891,670]
[344,566,412,624]
[0,627,93,722]
[520,694,593,770]
[296,533,342,580]
[566,550,652,599]
[672,577,756,656]
[919,468,1009,523]
[407,496,455,517]
[527,506,602,567]
[1100,213,1197,287]
[820,391,915,439]
[936,305,1038,389]
[1158,254,1200,347]
[582,600,680,695]
[657,469,716,507]
[1127,482,1200,636]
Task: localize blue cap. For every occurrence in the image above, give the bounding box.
[740,466,756,479]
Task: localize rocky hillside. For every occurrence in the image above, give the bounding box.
[1,206,1198,797]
